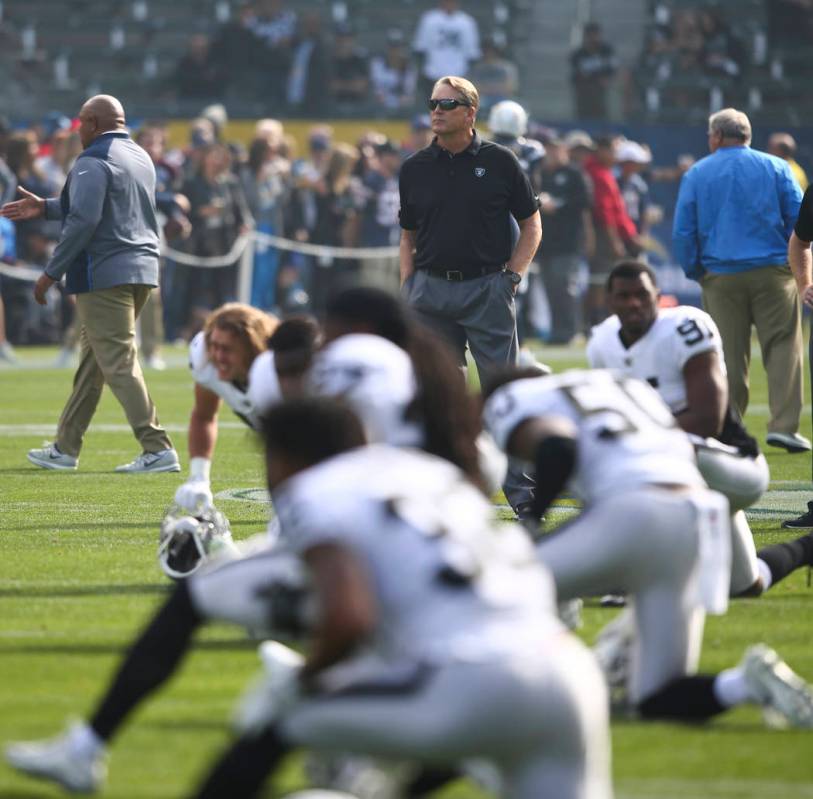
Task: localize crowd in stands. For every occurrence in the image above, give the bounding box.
[0,109,434,357]
[571,1,813,121]
[1,96,809,364]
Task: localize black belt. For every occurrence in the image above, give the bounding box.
[419,265,504,281]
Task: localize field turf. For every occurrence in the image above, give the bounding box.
[1,343,812,798]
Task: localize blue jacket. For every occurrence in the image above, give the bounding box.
[43,131,160,294]
[672,145,802,280]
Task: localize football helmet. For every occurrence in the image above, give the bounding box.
[158,504,238,579]
[488,100,528,138]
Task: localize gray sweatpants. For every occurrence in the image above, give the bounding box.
[403,269,533,509]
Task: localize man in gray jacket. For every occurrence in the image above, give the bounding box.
[0,95,179,473]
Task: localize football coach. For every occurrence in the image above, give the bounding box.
[0,95,179,474]
[398,75,542,515]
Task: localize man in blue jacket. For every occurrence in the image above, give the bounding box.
[673,108,807,453]
[0,95,179,473]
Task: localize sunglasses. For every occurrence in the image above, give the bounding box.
[428,98,470,111]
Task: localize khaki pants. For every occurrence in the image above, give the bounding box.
[138,286,164,359]
[55,284,172,458]
[702,266,803,435]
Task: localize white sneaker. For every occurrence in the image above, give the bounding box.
[54,347,78,368]
[115,448,180,474]
[27,442,78,471]
[5,723,107,793]
[143,353,166,371]
[742,644,813,728]
[0,341,18,363]
[233,642,304,735]
[766,432,812,453]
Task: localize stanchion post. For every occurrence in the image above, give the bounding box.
[237,234,254,306]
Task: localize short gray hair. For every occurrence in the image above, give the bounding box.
[708,108,751,144]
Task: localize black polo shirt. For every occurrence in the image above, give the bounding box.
[794,185,813,242]
[399,130,539,276]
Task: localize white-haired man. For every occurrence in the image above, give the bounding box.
[673,108,807,453]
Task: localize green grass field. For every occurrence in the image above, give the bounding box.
[1,343,813,799]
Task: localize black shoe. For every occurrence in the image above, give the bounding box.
[782,501,813,529]
[515,501,544,533]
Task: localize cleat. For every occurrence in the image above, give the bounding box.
[593,608,635,706]
[782,502,813,529]
[27,442,78,471]
[600,594,627,608]
[115,448,180,474]
[5,723,107,793]
[766,432,811,454]
[742,644,813,728]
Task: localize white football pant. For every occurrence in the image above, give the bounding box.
[280,637,613,799]
[537,487,729,704]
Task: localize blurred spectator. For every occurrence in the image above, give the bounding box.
[309,143,362,313]
[359,139,401,248]
[468,33,518,110]
[402,114,434,157]
[135,124,190,367]
[241,135,291,311]
[329,23,371,109]
[246,0,297,105]
[697,10,743,78]
[584,135,640,325]
[570,22,618,120]
[537,138,592,344]
[286,11,330,115]
[246,0,297,49]
[172,34,225,101]
[769,132,809,191]
[357,139,401,288]
[615,140,652,236]
[370,30,418,112]
[412,0,480,98]
[210,2,267,99]
[6,130,59,261]
[0,216,17,361]
[563,129,596,168]
[35,128,80,191]
[178,143,251,338]
[768,0,813,50]
[0,116,16,206]
[179,117,218,181]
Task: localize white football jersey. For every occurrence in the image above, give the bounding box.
[273,445,561,663]
[189,331,264,431]
[247,350,283,417]
[307,334,423,448]
[483,370,703,505]
[586,306,723,414]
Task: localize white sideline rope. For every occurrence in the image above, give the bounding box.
[0,231,400,283]
[161,231,399,265]
[0,262,41,282]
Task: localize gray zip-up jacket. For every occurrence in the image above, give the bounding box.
[43,131,160,294]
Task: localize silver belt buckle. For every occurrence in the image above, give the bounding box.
[445,270,464,281]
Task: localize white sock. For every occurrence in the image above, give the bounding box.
[757,558,773,590]
[713,668,751,707]
[68,721,105,758]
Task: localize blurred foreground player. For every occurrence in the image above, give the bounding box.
[6,400,613,799]
[484,368,813,724]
